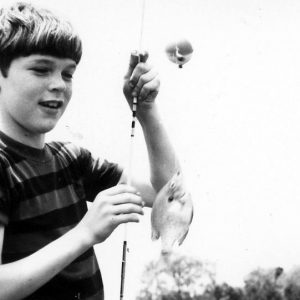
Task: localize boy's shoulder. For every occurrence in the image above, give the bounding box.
[0,135,86,165]
[0,136,11,162]
[47,140,86,159]
[47,140,78,153]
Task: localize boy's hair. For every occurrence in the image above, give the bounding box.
[0,2,82,76]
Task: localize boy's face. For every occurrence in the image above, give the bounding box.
[0,54,76,140]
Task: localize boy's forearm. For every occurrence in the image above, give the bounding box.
[138,104,180,192]
[0,225,92,300]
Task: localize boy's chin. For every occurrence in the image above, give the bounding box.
[35,122,59,134]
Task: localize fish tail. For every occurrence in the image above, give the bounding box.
[161,243,174,256]
[161,238,175,255]
[161,248,171,256]
[158,251,172,269]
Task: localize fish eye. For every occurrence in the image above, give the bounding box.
[168,196,174,202]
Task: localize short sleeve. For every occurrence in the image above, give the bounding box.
[79,147,123,201]
[0,158,10,225]
[0,194,9,225]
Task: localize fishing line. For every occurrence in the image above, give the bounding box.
[120,0,146,299]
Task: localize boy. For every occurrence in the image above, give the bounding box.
[0,2,180,300]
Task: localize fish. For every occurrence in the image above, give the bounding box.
[151,171,193,255]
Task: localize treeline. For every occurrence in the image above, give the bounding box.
[136,254,300,300]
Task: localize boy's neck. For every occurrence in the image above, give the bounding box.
[0,121,45,149]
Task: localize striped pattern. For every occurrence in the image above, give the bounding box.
[0,131,123,299]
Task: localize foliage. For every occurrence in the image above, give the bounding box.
[243,268,284,300]
[136,255,300,300]
[284,267,300,300]
[210,283,244,300]
[136,253,215,300]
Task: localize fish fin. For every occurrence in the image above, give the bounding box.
[190,207,194,224]
[160,251,172,263]
[157,252,171,271]
[151,229,160,241]
[178,229,189,246]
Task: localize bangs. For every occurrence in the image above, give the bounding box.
[19,22,82,63]
[0,2,82,67]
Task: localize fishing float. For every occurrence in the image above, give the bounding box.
[165,38,194,68]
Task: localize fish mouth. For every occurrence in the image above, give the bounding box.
[177,192,187,204]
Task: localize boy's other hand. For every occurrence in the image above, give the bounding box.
[77,184,144,245]
[123,51,160,116]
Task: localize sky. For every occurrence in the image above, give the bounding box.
[2,0,300,299]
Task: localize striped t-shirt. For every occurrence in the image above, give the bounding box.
[0,131,123,299]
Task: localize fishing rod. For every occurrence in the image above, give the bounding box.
[120,0,146,299]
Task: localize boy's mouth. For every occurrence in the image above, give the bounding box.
[39,100,63,109]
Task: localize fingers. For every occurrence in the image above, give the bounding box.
[113,203,144,216]
[97,184,145,210]
[129,70,160,105]
[124,51,149,80]
[103,183,139,196]
[115,213,141,224]
[111,192,144,206]
[81,184,147,244]
[111,195,145,225]
[103,195,144,228]
[138,78,160,102]
[130,67,159,98]
[139,51,149,63]
[123,50,160,105]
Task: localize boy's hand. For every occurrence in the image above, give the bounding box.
[123,51,160,116]
[77,184,144,245]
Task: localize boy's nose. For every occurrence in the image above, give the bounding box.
[48,74,67,92]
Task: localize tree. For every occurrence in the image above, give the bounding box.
[284,267,300,300]
[136,253,215,300]
[243,268,284,300]
[208,283,244,300]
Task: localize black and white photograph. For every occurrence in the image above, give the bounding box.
[0,0,300,299]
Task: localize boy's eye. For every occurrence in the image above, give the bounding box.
[62,72,73,80]
[31,67,50,74]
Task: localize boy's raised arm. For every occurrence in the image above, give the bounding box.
[123,52,180,201]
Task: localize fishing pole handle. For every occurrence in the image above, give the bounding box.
[120,240,127,299]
